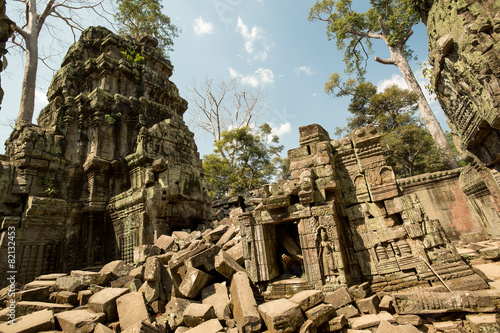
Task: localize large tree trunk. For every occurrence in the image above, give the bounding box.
[391,47,459,169]
[17,32,38,124]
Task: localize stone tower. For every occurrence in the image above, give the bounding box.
[0,27,210,285]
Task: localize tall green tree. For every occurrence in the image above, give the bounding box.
[203,123,285,199]
[309,0,458,169]
[114,0,179,54]
[338,82,450,177]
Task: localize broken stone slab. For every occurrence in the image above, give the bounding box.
[94,323,114,333]
[214,249,245,280]
[290,290,325,311]
[129,265,145,280]
[183,303,217,327]
[124,278,143,292]
[116,292,150,331]
[144,257,162,282]
[165,297,198,330]
[55,274,97,293]
[378,295,393,312]
[178,267,211,299]
[99,260,133,279]
[121,320,162,333]
[394,314,422,326]
[375,320,420,333]
[179,231,203,250]
[78,290,92,306]
[433,320,463,332]
[184,318,224,333]
[169,241,210,271]
[110,275,135,288]
[134,245,162,263]
[225,241,244,266]
[356,295,380,315]
[54,291,78,306]
[376,311,395,324]
[16,301,73,317]
[88,287,129,322]
[317,315,346,333]
[348,283,372,301]
[185,245,221,272]
[151,300,166,313]
[336,304,359,318]
[201,283,231,322]
[15,286,51,302]
[139,281,163,303]
[258,298,305,333]
[299,319,317,333]
[230,271,261,333]
[324,286,353,309]
[36,273,67,281]
[466,314,500,333]
[154,234,178,253]
[305,303,336,327]
[216,225,236,247]
[0,309,55,333]
[23,280,57,291]
[55,309,106,333]
[204,225,229,243]
[350,314,381,330]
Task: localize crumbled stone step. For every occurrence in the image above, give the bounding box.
[0,308,55,333]
[258,298,304,333]
[55,309,105,333]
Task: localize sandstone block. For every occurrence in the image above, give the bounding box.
[110,275,135,288]
[202,283,231,322]
[348,283,372,301]
[433,320,463,332]
[356,295,380,315]
[165,297,196,330]
[155,235,178,252]
[324,287,353,309]
[184,318,223,333]
[226,241,244,265]
[99,260,133,279]
[139,280,163,303]
[124,278,143,292]
[230,271,261,333]
[290,290,324,311]
[183,303,217,327]
[55,275,96,292]
[15,286,51,302]
[179,267,211,299]
[258,298,305,333]
[204,225,229,243]
[16,301,73,317]
[317,315,346,333]
[299,320,317,333]
[78,290,92,306]
[336,304,359,318]
[134,245,161,263]
[55,309,106,333]
[94,323,114,333]
[394,314,422,326]
[116,292,150,331]
[466,314,500,333]
[378,295,393,312]
[185,245,221,272]
[144,257,163,282]
[376,311,395,324]
[88,287,129,322]
[55,290,78,305]
[216,225,236,247]
[350,314,381,330]
[0,309,55,333]
[305,303,336,327]
[129,265,144,280]
[214,249,245,280]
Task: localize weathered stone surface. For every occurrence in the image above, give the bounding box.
[134,245,162,263]
[216,225,236,247]
[305,303,336,327]
[378,295,393,312]
[185,245,221,272]
[356,295,380,315]
[0,309,55,333]
[110,275,135,288]
[139,281,162,303]
[466,314,500,333]
[179,267,211,299]
[317,315,346,333]
[78,290,92,306]
[324,287,352,309]
[394,314,422,326]
[116,292,149,331]
[376,311,395,324]
[202,283,231,322]
[165,297,197,330]
[350,315,381,330]
[183,303,217,327]
[299,320,317,333]
[129,266,145,280]
[155,235,178,252]
[144,257,162,282]
[93,323,114,333]
[204,225,229,243]
[54,291,78,305]
[55,309,106,333]
[336,304,360,318]
[230,271,261,333]
[348,283,372,301]
[100,261,133,279]
[55,275,97,293]
[258,298,305,333]
[15,287,51,302]
[289,290,325,311]
[376,320,420,333]
[225,241,244,266]
[88,287,129,322]
[184,319,223,333]
[214,249,245,280]
[16,301,73,316]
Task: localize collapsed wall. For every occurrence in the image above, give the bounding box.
[241,124,487,293]
[0,27,210,286]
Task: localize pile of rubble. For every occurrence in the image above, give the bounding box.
[1,223,500,333]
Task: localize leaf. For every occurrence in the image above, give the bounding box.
[2,55,7,71]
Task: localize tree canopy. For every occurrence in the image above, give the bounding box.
[337,82,454,177]
[114,0,179,53]
[203,123,286,199]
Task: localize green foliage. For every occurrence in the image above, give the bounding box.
[114,0,179,54]
[338,82,451,177]
[203,124,286,199]
[104,112,122,124]
[43,179,58,197]
[121,48,145,63]
[309,0,418,76]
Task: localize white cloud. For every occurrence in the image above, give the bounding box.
[312,93,317,97]
[272,122,291,137]
[294,66,313,76]
[228,67,274,87]
[377,71,439,108]
[193,17,214,36]
[236,17,271,61]
[35,89,48,107]
[376,74,408,92]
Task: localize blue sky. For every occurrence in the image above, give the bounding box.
[1,0,448,157]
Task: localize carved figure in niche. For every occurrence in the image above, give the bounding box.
[93,237,103,265]
[317,227,338,282]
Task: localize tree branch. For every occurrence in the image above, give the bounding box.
[37,0,55,30]
[347,28,384,41]
[374,56,395,65]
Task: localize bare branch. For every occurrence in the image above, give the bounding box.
[374,56,395,65]
[347,28,384,41]
[37,0,56,30]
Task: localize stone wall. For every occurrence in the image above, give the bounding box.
[0,27,210,286]
[417,0,500,235]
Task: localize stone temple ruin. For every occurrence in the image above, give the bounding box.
[0,27,210,285]
[1,0,500,329]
